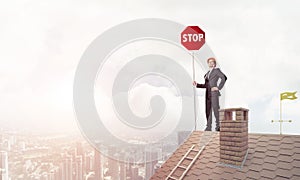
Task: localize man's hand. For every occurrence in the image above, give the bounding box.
[211,87,219,91]
[193,81,197,86]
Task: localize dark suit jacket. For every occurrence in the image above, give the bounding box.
[196,68,227,120]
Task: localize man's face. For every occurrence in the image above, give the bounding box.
[208,60,215,68]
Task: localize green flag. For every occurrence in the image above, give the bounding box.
[280,91,297,100]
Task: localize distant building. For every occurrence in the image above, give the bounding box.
[18,141,26,151]
[75,156,83,180]
[94,148,102,180]
[49,170,55,180]
[85,153,93,173]
[107,146,119,180]
[131,165,139,179]
[154,160,165,172]
[118,156,127,180]
[48,167,60,180]
[76,142,84,157]
[145,149,159,179]
[119,162,126,180]
[60,155,72,180]
[0,151,9,180]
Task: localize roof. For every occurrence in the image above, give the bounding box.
[151,131,300,180]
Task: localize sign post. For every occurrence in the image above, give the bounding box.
[180,26,205,130]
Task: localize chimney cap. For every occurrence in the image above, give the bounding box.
[219,108,249,112]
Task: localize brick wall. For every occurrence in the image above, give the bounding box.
[219,108,249,166]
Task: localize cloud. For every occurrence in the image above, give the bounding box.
[94,83,197,143]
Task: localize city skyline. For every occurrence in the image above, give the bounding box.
[0,128,190,180]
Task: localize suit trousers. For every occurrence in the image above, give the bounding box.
[207,92,220,129]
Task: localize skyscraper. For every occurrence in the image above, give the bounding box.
[131,165,139,180]
[76,142,85,175]
[49,170,55,180]
[85,153,93,173]
[0,134,3,144]
[119,153,127,180]
[76,142,83,157]
[0,151,9,180]
[49,167,60,180]
[107,146,119,180]
[61,155,72,180]
[94,148,102,180]
[145,149,159,180]
[75,156,83,180]
[119,161,126,180]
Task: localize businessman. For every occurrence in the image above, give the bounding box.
[193,57,227,131]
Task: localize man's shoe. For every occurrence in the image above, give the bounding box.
[215,127,220,131]
[204,127,212,131]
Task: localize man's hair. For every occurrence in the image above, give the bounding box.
[207,57,217,66]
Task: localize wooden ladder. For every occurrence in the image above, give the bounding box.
[165,131,214,180]
[165,145,205,180]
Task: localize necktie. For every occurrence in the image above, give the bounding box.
[208,69,212,78]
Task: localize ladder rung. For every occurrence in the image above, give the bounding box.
[190,149,199,152]
[167,176,177,180]
[178,165,187,169]
[185,156,193,160]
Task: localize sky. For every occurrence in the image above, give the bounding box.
[0,0,300,135]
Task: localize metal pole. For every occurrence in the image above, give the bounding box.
[192,51,197,130]
[280,100,282,135]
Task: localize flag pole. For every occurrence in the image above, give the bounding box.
[280,99,282,135]
[192,51,197,130]
[272,92,296,134]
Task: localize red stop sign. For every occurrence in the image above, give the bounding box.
[181,26,205,50]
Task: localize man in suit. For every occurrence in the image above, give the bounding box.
[193,57,227,131]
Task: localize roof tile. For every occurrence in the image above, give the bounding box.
[222,172,235,179]
[264,156,279,164]
[277,161,293,170]
[281,136,294,144]
[279,148,295,156]
[277,154,293,163]
[276,168,293,178]
[292,159,300,168]
[291,176,300,180]
[257,141,268,147]
[290,167,300,176]
[246,170,261,179]
[292,153,300,161]
[265,150,279,158]
[249,164,263,172]
[292,148,300,155]
[280,143,294,150]
[269,140,281,146]
[258,136,270,142]
[233,171,247,179]
[262,162,278,171]
[267,145,280,151]
[251,157,264,165]
[260,169,276,179]
[212,166,224,175]
[253,151,265,158]
[294,142,300,148]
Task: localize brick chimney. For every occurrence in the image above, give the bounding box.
[219,108,249,167]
